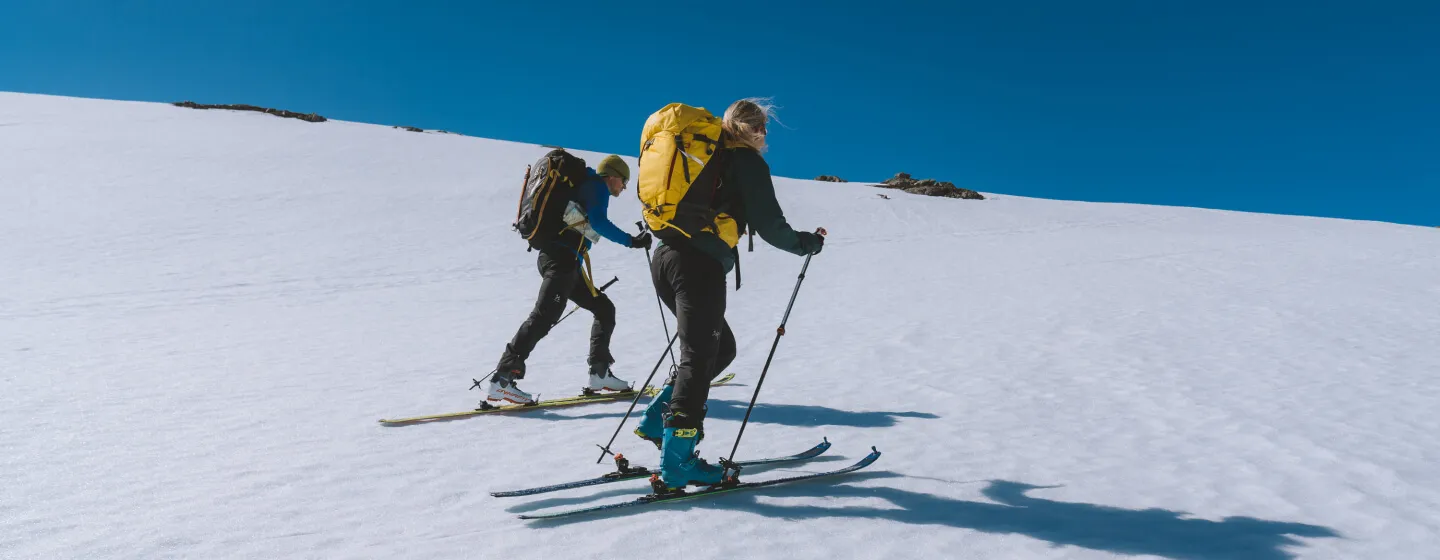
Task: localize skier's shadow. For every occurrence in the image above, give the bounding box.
[527,472,1340,560]
[560,398,938,428]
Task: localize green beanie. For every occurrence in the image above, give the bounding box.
[596,155,630,184]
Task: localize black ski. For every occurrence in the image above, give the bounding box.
[517,446,881,520]
[492,439,832,498]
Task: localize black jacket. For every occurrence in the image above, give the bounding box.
[675,146,816,272]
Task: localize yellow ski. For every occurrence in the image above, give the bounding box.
[378,373,736,427]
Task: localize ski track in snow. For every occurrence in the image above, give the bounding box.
[3,92,1439,559]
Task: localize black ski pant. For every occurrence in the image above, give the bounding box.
[650,244,737,429]
[497,245,615,377]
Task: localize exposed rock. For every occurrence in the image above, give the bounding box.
[876,172,984,200]
[885,172,910,183]
[814,175,847,182]
[394,125,424,132]
[171,101,326,123]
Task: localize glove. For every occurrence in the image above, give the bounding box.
[795,231,825,255]
[629,232,653,249]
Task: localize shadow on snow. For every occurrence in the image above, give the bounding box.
[557,398,939,429]
[526,471,1339,560]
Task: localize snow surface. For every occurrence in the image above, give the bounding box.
[3,91,1438,560]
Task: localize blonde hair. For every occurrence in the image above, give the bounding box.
[722,97,779,153]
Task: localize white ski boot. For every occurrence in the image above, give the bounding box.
[486,375,536,405]
[587,365,632,393]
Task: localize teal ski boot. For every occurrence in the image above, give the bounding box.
[654,412,727,491]
[632,383,672,449]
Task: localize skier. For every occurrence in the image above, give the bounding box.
[487,155,655,405]
[633,98,826,489]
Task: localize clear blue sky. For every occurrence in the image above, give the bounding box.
[3,1,1436,226]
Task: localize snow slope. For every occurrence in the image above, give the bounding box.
[3,92,1438,559]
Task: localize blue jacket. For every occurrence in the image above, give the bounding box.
[560,169,631,258]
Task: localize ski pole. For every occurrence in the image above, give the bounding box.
[637,221,678,371]
[595,332,680,463]
[721,234,822,478]
[592,224,681,466]
[556,275,618,326]
[469,276,610,391]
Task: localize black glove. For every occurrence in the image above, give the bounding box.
[629,232,653,249]
[795,231,825,255]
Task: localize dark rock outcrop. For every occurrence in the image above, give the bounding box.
[877,172,984,200]
[172,101,326,123]
[814,175,847,182]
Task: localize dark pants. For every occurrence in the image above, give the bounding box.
[650,244,737,429]
[497,245,615,377]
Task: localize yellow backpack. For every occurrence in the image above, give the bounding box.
[636,103,740,248]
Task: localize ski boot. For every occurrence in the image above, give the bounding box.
[586,363,631,394]
[632,383,672,449]
[483,367,535,406]
[655,412,726,492]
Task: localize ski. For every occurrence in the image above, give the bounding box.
[378,373,736,426]
[517,446,881,520]
[491,438,832,498]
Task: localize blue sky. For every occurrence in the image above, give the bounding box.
[3,1,1436,226]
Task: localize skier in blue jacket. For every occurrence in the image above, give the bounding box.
[486,155,654,405]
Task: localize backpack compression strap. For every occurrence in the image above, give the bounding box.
[576,235,598,297]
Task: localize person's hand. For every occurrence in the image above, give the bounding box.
[796,228,826,255]
[630,232,653,249]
